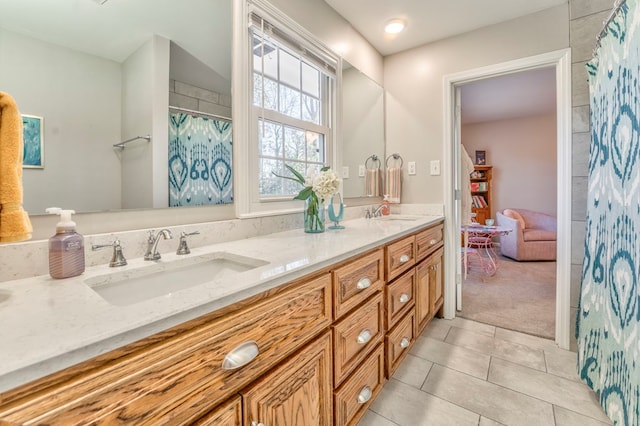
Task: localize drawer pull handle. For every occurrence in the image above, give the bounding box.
[400,337,410,348]
[356,277,372,290]
[430,239,437,245]
[358,385,373,404]
[357,329,373,345]
[399,293,410,304]
[222,341,259,370]
[251,422,264,426]
[399,254,410,263]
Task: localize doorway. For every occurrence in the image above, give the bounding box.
[442,49,572,350]
[458,68,557,339]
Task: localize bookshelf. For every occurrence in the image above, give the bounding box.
[470,165,492,224]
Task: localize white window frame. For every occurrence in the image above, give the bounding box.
[234,0,338,218]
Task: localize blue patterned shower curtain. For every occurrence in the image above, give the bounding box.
[578,1,640,424]
[168,111,233,206]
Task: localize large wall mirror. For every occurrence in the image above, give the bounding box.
[341,61,385,200]
[0,0,232,216]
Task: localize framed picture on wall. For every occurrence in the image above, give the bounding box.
[22,114,44,168]
[475,150,486,165]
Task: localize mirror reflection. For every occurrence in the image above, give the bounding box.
[0,0,232,214]
[341,61,384,199]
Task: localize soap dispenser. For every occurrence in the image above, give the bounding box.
[46,208,85,279]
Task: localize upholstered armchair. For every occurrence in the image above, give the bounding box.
[496,208,557,261]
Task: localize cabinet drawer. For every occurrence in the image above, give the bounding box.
[385,311,415,378]
[416,222,444,261]
[386,235,415,281]
[333,344,385,426]
[194,396,242,426]
[0,274,332,425]
[332,249,384,320]
[385,269,415,329]
[332,293,384,386]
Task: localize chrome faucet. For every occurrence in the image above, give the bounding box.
[371,204,385,218]
[92,239,127,267]
[176,231,200,255]
[144,229,173,260]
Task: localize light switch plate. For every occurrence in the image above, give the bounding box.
[342,166,349,179]
[358,165,366,177]
[408,161,416,175]
[430,160,441,176]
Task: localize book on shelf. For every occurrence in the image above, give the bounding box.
[470,182,488,192]
[472,195,488,208]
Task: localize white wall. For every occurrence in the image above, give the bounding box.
[383,5,569,205]
[0,29,122,214]
[462,114,557,217]
[121,39,155,209]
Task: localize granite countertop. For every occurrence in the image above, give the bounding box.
[0,215,442,393]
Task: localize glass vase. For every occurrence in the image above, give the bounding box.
[304,195,325,233]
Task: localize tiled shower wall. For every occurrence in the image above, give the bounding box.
[569,0,615,351]
[169,80,232,119]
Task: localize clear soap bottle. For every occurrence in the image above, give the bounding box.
[46,208,85,279]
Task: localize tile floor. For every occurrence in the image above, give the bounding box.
[358,317,612,426]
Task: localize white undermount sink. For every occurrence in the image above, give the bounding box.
[374,215,421,221]
[85,252,268,306]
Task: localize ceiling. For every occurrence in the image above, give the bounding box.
[323,0,567,57]
[322,0,565,124]
[461,68,557,124]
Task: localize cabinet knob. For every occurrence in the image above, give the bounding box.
[222,341,259,370]
[429,239,437,246]
[400,337,410,348]
[399,254,410,263]
[357,385,373,404]
[356,277,372,290]
[357,329,373,345]
[399,293,410,304]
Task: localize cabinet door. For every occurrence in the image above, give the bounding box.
[194,396,241,426]
[414,259,432,336]
[429,248,445,317]
[242,332,333,426]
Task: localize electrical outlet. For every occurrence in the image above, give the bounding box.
[408,161,416,175]
[358,165,366,177]
[342,166,349,179]
[430,160,441,176]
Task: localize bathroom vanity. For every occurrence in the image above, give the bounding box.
[0,216,444,425]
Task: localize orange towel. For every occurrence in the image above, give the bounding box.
[0,92,33,242]
[384,167,402,203]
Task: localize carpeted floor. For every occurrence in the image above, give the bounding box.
[458,252,557,339]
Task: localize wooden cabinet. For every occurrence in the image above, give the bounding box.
[333,345,385,426]
[385,311,414,377]
[385,235,415,281]
[332,249,384,320]
[384,269,415,329]
[0,274,332,424]
[0,220,446,426]
[429,247,445,317]
[242,332,333,426]
[195,396,242,426]
[414,258,433,335]
[470,165,492,224]
[332,293,384,386]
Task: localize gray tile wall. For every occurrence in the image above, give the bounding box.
[169,80,232,119]
[568,0,616,350]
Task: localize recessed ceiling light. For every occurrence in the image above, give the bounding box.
[385,19,406,35]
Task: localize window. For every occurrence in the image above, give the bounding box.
[250,14,336,200]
